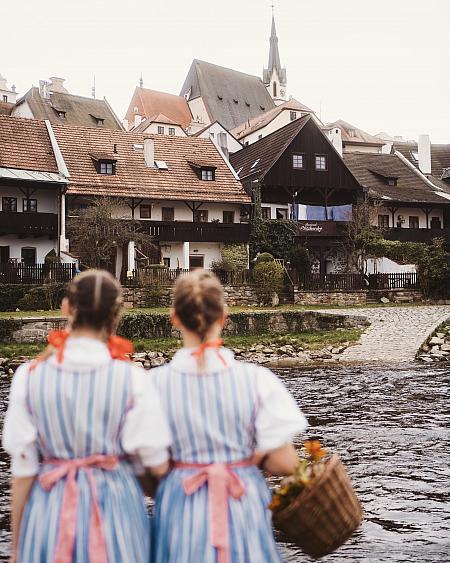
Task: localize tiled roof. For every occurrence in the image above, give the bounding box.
[0,115,58,172]
[52,123,250,203]
[0,102,14,116]
[180,59,276,130]
[393,141,450,179]
[13,88,123,130]
[344,153,450,204]
[231,99,314,139]
[325,119,385,146]
[125,87,192,130]
[230,115,310,180]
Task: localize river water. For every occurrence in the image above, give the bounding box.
[0,364,449,562]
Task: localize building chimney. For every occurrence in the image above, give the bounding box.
[122,118,129,131]
[144,138,155,167]
[39,80,50,99]
[327,127,343,157]
[134,114,142,128]
[418,134,431,175]
[49,77,69,94]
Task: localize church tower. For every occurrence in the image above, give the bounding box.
[263,13,287,105]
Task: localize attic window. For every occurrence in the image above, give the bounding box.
[133,143,144,150]
[155,160,169,170]
[98,161,115,175]
[290,111,297,121]
[250,158,260,169]
[96,118,105,126]
[348,129,356,138]
[201,169,215,181]
[388,178,397,186]
[57,110,66,119]
[410,151,419,162]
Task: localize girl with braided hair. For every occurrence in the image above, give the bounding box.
[151,269,307,563]
[3,269,171,563]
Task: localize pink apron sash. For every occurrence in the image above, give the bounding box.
[39,454,119,563]
[175,459,254,563]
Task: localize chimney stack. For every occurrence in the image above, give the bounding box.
[39,80,50,99]
[327,127,343,157]
[48,77,69,94]
[144,138,155,167]
[134,114,142,128]
[418,134,431,175]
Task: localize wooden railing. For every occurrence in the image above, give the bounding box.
[297,272,419,291]
[384,227,450,245]
[122,268,253,287]
[0,211,58,236]
[0,263,77,284]
[138,221,251,243]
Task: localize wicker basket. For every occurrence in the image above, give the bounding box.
[272,454,363,559]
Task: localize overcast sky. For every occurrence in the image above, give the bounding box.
[3,0,449,142]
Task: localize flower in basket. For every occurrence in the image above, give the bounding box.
[269,440,328,513]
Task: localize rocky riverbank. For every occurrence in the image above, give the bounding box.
[417,320,450,363]
[0,339,354,377]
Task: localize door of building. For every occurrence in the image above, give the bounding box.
[430,217,442,229]
[189,255,204,269]
[0,246,10,263]
[21,247,36,265]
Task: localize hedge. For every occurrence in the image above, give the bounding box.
[0,285,35,312]
[0,284,67,312]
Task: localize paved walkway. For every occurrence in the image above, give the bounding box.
[320,305,450,363]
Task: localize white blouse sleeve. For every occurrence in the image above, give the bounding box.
[254,366,308,452]
[2,364,39,477]
[121,365,172,468]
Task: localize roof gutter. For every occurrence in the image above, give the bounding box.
[44,119,70,180]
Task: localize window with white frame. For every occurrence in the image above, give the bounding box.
[261,207,271,219]
[378,214,390,228]
[157,126,164,134]
[290,111,297,121]
[292,153,304,169]
[201,169,214,181]
[315,155,327,171]
[169,127,175,136]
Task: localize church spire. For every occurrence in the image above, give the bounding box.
[263,8,287,104]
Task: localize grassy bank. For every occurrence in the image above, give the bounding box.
[0,328,363,359]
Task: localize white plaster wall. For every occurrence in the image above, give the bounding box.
[374,206,444,229]
[0,235,57,263]
[188,97,211,125]
[158,241,222,269]
[0,187,58,213]
[366,257,416,274]
[11,101,34,118]
[240,110,298,145]
[343,144,382,154]
[140,122,186,136]
[260,203,290,219]
[197,123,242,155]
[0,87,17,104]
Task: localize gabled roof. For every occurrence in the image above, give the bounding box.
[180,59,275,130]
[231,99,314,139]
[192,120,242,143]
[393,141,450,179]
[13,87,123,130]
[0,115,58,173]
[124,87,193,130]
[324,119,385,147]
[52,123,250,204]
[344,152,450,204]
[230,115,310,180]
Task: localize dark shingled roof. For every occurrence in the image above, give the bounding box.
[230,115,310,180]
[344,153,450,205]
[180,59,275,130]
[0,115,58,172]
[52,122,250,204]
[393,141,450,179]
[14,87,123,130]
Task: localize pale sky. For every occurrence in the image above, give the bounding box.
[3,0,449,142]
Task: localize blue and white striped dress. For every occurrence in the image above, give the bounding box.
[152,347,307,563]
[3,337,172,563]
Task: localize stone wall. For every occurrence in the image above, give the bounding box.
[122,285,259,308]
[1,310,368,344]
[294,291,367,306]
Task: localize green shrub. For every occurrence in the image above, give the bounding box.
[146,264,169,269]
[289,246,311,274]
[17,284,66,311]
[253,261,284,304]
[140,283,169,307]
[118,312,173,339]
[0,318,22,342]
[254,252,274,264]
[0,285,34,312]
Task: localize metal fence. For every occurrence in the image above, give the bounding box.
[298,272,419,292]
[0,263,77,284]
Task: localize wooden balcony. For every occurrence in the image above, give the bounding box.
[384,227,450,245]
[138,221,251,243]
[0,211,58,237]
[295,220,348,238]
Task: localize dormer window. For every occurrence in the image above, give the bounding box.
[99,161,115,174]
[90,114,106,126]
[52,107,66,119]
[188,160,217,181]
[348,129,356,138]
[96,118,104,126]
[201,169,214,181]
[290,111,297,121]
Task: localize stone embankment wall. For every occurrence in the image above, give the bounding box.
[1,310,368,344]
[417,319,450,363]
[294,289,423,306]
[122,285,259,308]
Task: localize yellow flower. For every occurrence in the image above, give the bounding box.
[304,440,327,462]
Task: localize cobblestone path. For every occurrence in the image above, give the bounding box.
[320,305,450,363]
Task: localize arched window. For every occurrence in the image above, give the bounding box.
[273,81,277,97]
